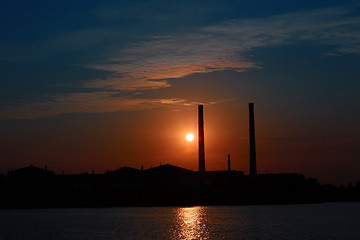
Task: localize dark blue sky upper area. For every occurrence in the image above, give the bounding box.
[1,0,349,43]
[1,0,359,120]
[1,0,359,104]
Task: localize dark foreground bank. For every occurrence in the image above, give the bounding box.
[1,164,359,208]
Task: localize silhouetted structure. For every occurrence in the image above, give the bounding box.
[249,103,257,176]
[107,166,140,176]
[228,154,231,171]
[7,165,55,186]
[198,105,205,172]
[1,163,360,208]
[1,105,360,208]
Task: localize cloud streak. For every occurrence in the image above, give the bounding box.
[85,4,360,92]
[0,92,192,119]
[2,4,360,119]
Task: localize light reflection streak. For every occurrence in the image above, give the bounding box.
[173,206,210,240]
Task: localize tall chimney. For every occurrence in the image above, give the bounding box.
[198,105,205,172]
[228,154,231,171]
[249,103,257,176]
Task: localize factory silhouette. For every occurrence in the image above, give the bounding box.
[1,103,359,208]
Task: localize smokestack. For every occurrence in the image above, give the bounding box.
[198,105,205,172]
[228,154,231,171]
[249,103,257,176]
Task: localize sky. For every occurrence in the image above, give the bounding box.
[1,0,360,185]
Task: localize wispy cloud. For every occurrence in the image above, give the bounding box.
[85,4,360,91]
[0,91,236,119]
[84,34,259,91]
[205,5,360,54]
[0,92,196,119]
[84,33,260,90]
[2,4,360,119]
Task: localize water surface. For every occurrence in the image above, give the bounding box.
[0,203,359,239]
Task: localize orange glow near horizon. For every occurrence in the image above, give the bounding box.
[0,104,249,175]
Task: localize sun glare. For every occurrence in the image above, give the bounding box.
[186,133,194,142]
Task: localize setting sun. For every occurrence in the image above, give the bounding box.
[186,133,194,141]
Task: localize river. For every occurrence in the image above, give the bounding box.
[0,203,359,239]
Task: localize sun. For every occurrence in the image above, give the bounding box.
[186,133,194,142]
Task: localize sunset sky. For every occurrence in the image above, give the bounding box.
[1,0,360,185]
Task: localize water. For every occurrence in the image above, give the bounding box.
[0,203,359,240]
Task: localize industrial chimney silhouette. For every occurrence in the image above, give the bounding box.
[228,154,231,171]
[249,103,257,176]
[198,105,205,172]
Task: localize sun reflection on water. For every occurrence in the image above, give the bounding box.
[173,206,210,240]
